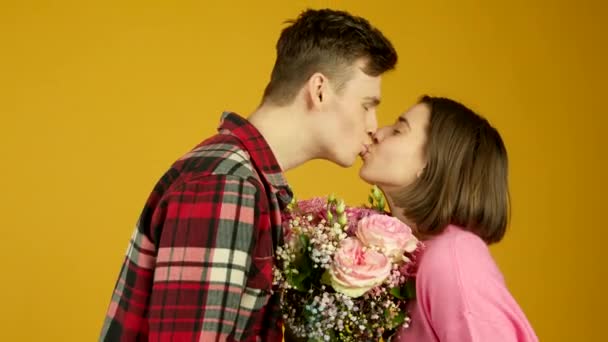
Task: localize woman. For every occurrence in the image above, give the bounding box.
[360,95,538,341]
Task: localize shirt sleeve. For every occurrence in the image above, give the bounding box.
[100,175,263,341]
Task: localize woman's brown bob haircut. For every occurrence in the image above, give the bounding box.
[390,95,510,244]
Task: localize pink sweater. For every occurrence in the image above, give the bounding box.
[396,225,538,342]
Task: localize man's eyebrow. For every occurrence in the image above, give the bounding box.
[363,96,381,106]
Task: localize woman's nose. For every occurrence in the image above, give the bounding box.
[372,127,388,144]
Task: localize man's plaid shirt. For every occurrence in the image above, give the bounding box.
[100,112,293,341]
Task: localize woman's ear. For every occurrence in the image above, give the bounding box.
[416,165,426,179]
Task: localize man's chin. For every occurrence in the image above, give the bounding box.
[328,154,357,168]
[337,160,355,168]
[319,150,360,168]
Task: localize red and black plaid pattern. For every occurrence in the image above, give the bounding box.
[100,113,292,341]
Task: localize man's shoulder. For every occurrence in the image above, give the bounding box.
[175,133,263,186]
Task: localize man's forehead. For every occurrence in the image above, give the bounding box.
[347,68,381,93]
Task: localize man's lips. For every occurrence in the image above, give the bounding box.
[360,145,370,159]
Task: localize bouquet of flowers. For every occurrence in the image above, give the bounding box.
[274,187,424,342]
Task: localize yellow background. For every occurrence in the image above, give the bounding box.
[1,0,606,340]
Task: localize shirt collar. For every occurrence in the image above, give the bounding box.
[217,112,293,207]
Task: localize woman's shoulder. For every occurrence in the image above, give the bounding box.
[417,225,503,285]
[413,227,538,341]
[420,225,490,261]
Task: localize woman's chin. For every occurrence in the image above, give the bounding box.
[359,171,388,188]
[358,167,375,184]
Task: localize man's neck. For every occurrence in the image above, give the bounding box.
[247,104,319,172]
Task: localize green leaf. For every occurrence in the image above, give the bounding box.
[383,308,406,329]
[338,213,348,226]
[390,286,407,300]
[372,185,382,199]
[320,270,333,286]
[406,279,416,299]
[326,211,333,223]
[288,196,298,211]
[286,235,314,291]
[299,234,310,250]
[287,272,307,291]
[391,312,406,327]
[389,279,417,300]
[377,197,386,211]
[328,193,336,203]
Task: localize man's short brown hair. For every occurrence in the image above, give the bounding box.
[262,9,398,106]
[390,96,510,244]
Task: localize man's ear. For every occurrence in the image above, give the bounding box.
[307,72,327,109]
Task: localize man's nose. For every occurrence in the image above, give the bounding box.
[366,110,378,134]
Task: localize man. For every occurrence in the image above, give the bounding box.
[100,8,397,341]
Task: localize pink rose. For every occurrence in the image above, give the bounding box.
[328,237,391,297]
[355,214,418,262]
[343,207,381,235]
